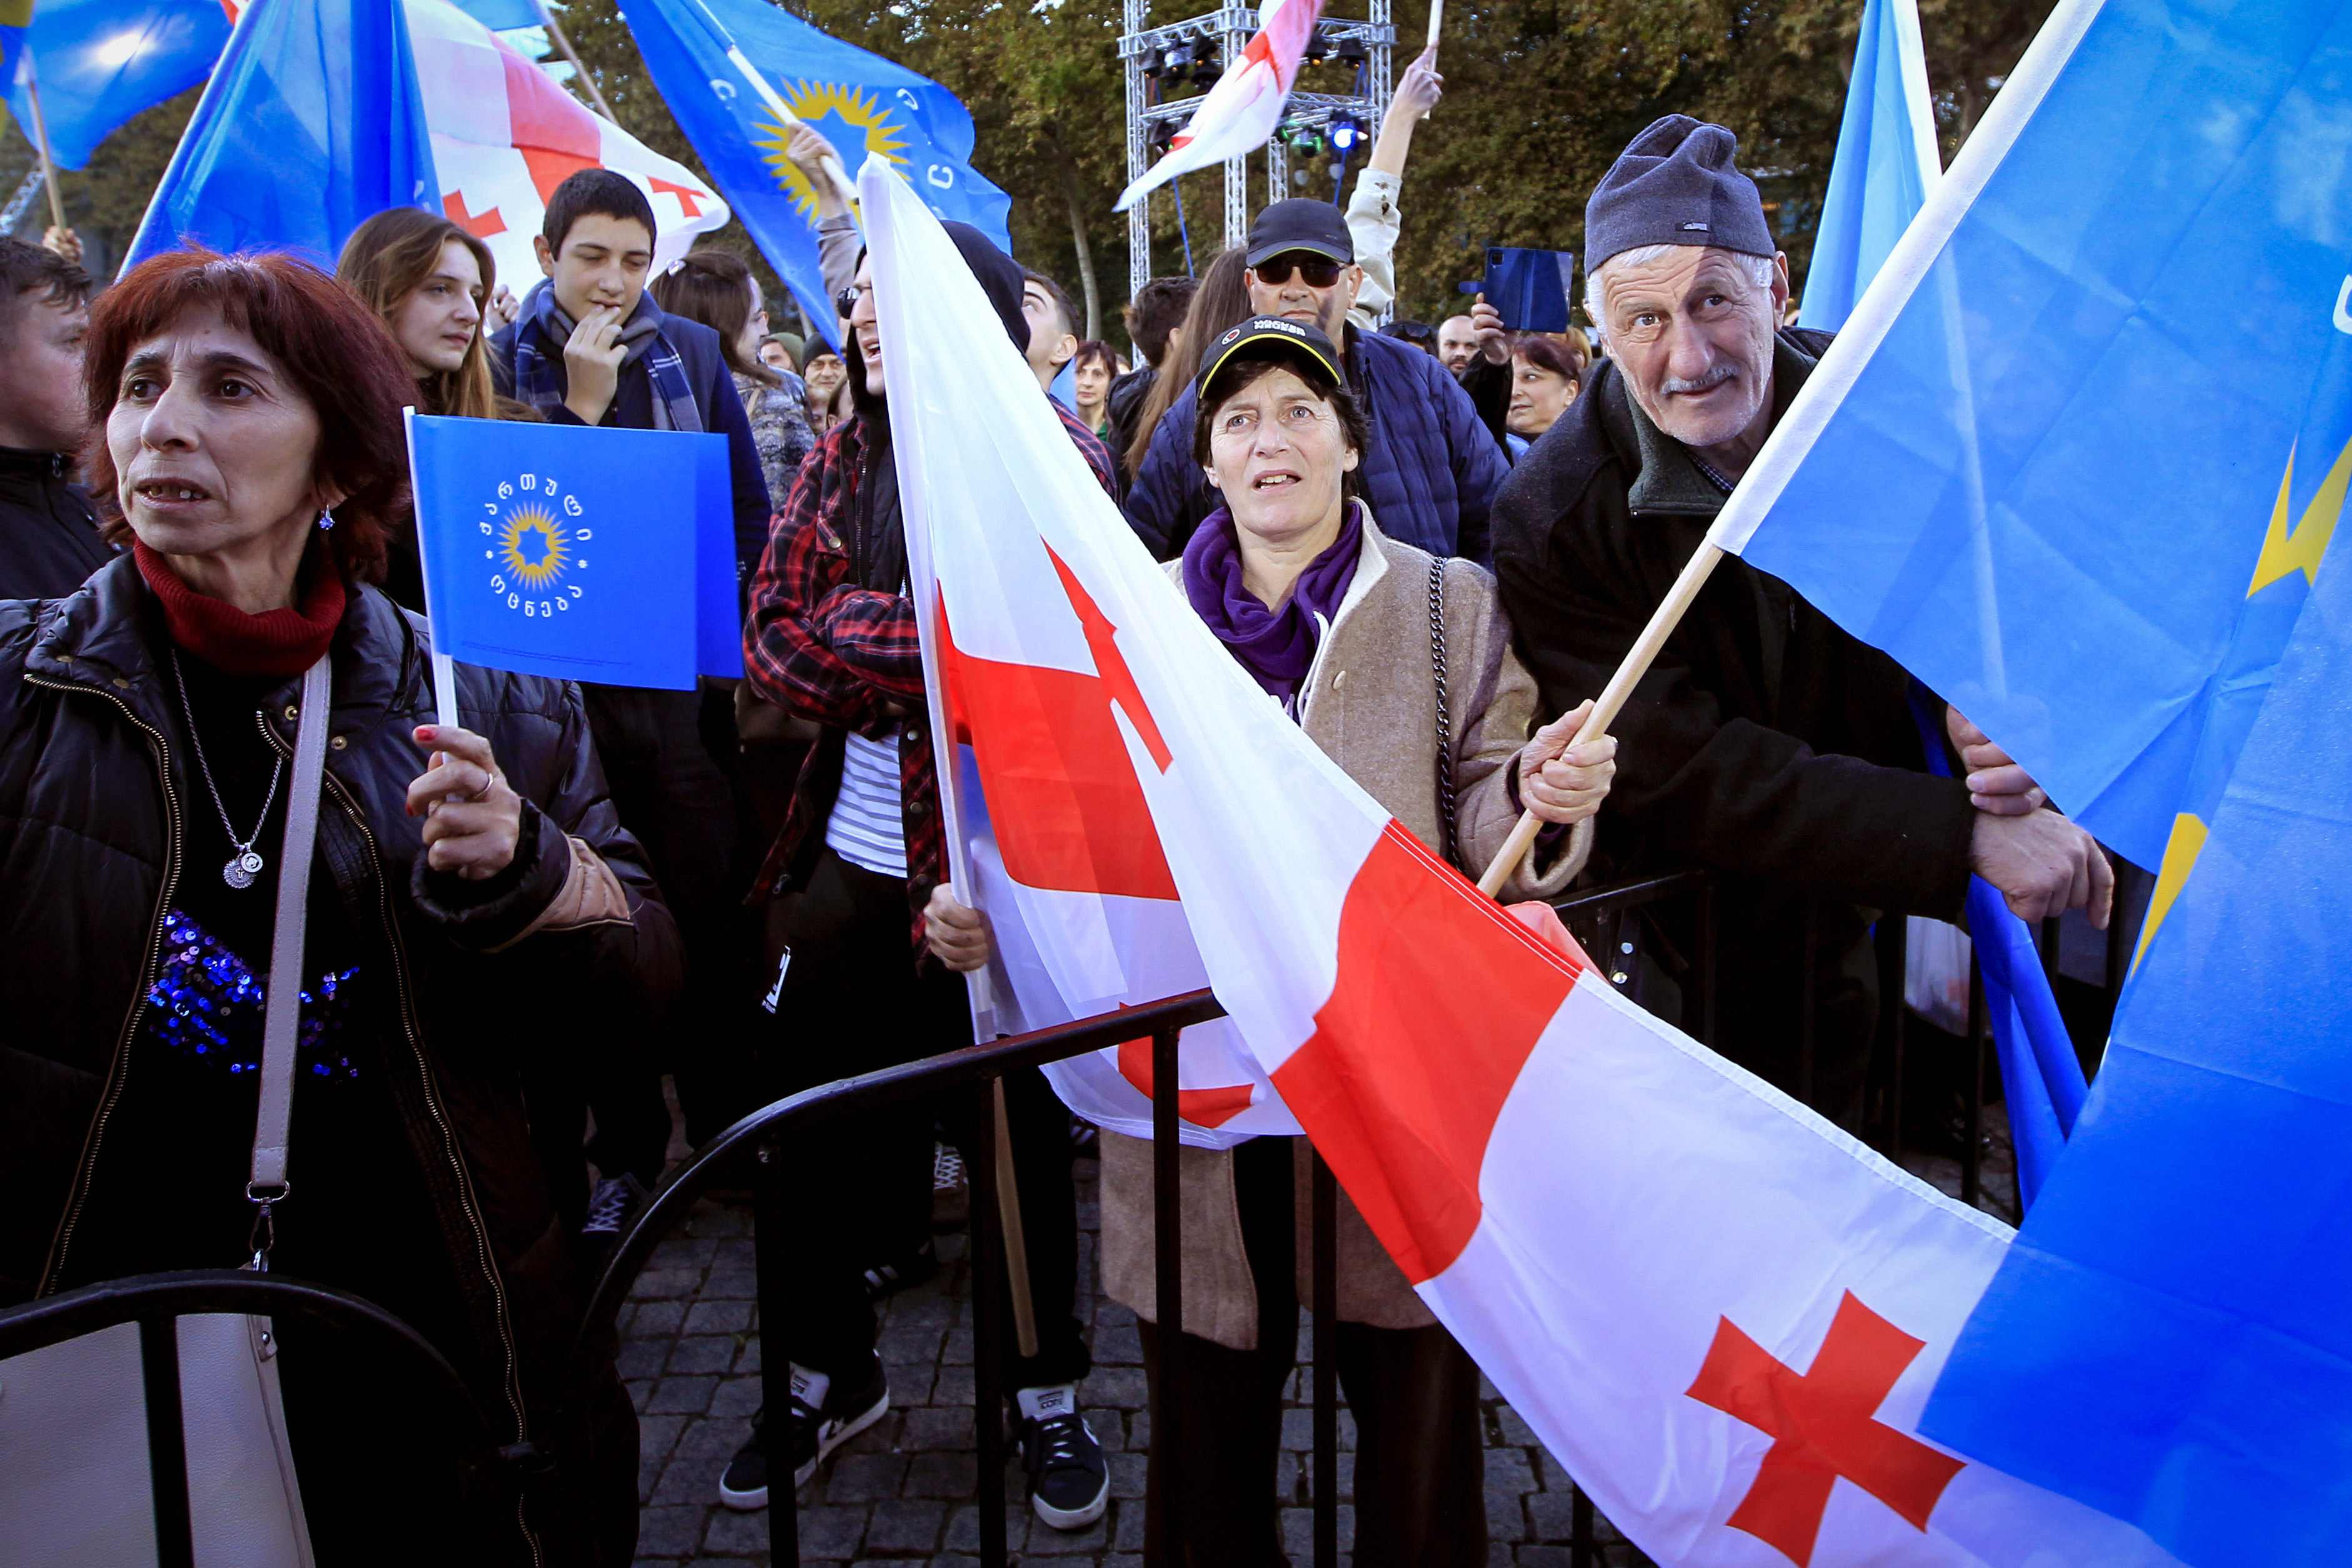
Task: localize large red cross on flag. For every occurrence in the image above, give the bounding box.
[858,159,2189,1567]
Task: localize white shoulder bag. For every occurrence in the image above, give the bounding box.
[0,654,332,1567]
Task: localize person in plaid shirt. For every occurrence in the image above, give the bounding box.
[729,227,1119,1530]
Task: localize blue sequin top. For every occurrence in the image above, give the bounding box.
[146,909,363,1081]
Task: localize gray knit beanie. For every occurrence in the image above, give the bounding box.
[1584,116,1776,271]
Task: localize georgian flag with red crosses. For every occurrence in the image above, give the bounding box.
[401,0,726,291]
[860,157,2186,1567]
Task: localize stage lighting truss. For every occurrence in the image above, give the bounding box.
[1120,2,1394,294]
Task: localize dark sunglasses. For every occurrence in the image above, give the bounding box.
[1253,254,1346,287]
[835,282,868,317]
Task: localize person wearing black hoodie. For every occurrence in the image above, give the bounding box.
[734,224,1119,1529]
[0,237,111,598]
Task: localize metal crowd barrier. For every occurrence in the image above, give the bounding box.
[0,1271,508,1567]
[0,865,2141,1566]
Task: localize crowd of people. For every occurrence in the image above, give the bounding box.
[0,84,2114,1568]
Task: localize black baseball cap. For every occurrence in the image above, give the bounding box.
[1194,315,1345,394]
[1245,198,1354,267]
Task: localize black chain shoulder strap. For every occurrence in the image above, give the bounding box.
[1428,556,1459,866]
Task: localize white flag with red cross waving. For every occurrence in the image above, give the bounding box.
[401,0,727,294]
[1114,0,1324,212]
[863,157,2184,1566]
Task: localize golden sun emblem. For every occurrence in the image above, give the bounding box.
[499,504,569,590]
[753,82,910,219]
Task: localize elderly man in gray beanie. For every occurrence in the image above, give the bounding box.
[1489,116,2109,1122]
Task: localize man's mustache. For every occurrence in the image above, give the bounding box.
[1659,364,1737,396]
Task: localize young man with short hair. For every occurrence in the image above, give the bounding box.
[0,237,109,598]
[1020,269,1080,396]
[1105,275,1197,487]
[491,169,774,1243]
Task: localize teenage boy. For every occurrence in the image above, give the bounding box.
[1021,269,1081,397]
[492,170,773,1241]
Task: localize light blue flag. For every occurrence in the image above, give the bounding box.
[408,414,739,691]
[1711,0,2352,892]
[1926,522,2352,1567]
[1797,0,1939,332]
[1688,0,2352,1557]
[448,0,543,29]
[4,0,229,171]
[123,0,437,272]
[617,0,1011,347]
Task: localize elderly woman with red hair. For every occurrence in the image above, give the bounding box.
[0,250,680,1566]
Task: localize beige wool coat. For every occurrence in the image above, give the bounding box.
[1099,509,1593,1349]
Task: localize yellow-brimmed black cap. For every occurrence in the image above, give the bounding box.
[1194,315,1344,397]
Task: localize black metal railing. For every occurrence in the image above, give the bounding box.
[0,862,2144,1567]
[0,1270,506,1567]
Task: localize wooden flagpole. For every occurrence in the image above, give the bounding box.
[1476,541,1729,897]
[529,0,618,122]
[994,1080,1041,1359]
[21,50,68,237]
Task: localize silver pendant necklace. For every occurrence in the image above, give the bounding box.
[171,649,286,889]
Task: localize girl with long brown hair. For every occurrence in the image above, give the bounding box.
[651,248,816,504]
[334,207,501,421]
[1122,247,1251,501]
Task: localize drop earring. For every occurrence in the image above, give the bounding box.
[317,506,337,531]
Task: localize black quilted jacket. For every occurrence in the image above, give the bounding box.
[0,554,681,1565]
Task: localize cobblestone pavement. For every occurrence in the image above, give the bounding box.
[619,1151,1659,1567]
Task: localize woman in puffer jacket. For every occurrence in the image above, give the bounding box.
[0,249,681,1566]
[923,316,1617,1567]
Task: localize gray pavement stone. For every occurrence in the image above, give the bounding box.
[617,1157,1650,1565]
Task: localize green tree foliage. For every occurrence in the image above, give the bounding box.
[9,0,2051,335]
[2,84,203,276]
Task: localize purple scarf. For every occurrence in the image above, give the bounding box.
[1183,502,1364,707]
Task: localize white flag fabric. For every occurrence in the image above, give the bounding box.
[861,157,2182,1567]
[404,0,728,291]
[1114,0,1324,212]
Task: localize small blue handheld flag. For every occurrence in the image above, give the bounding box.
[407,414,741,694]
[617,0,1012,346]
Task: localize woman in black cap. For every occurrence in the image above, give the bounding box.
[927,316,1619,1565]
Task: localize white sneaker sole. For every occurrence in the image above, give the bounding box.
[791,1387,891,1491]
[1031,1471,1109,1531]
[713,1387,891,1511]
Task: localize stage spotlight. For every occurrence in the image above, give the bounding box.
[1334,34,1368,64]
[1189,47,1222,85]
[1328,114,1362,152]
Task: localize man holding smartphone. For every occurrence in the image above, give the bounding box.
[1122,199,1506,563]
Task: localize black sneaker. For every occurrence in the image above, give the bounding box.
[1016,1384,1108,1531]
[579,1172,648,1260]
[861,1237,938,1301]
[931,1141,969,1230]
[716,1359,889,1510]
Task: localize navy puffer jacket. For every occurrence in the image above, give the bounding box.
[1122,322,1509,564]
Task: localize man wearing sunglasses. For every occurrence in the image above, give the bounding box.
[1124,197,1507,564]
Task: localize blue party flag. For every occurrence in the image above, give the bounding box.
[123,0,436,272]
[1690,0,2352,1557]
[0,2,29,102]
[447,0,543,29]
[406,414,739,692]
[1796,0,1939,331]
[1927,520,2352,1568]
[4,0,229,171]
[616,0,1011,345]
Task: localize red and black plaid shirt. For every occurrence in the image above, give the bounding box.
[744,401,1120,952]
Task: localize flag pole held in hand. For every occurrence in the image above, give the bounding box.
[1475,542,1727,897]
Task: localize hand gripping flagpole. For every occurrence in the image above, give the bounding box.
[1476,541,1726,897]
[685,0,861,219]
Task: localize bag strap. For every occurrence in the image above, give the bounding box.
[248,654,333,1251]
[1427,557,1459,866]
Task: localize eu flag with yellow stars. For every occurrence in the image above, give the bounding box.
[1696,0,2352,1559]
[618,0,1011,347]
[406,414,741,691]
